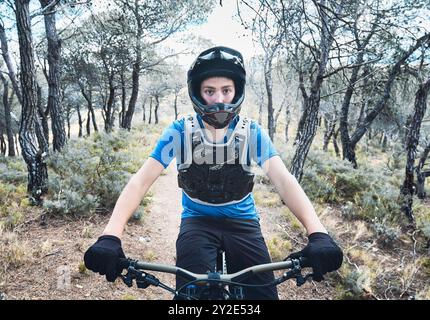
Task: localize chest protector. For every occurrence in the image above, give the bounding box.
[177,115,255,205]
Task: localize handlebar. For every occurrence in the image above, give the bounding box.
[119,256,311,285]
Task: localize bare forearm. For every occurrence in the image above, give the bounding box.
[264,156,327,236]
[102,158,164,239]
[277,173,327,235]
[102,176,150,238]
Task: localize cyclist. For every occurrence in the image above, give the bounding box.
[84,46,343,299]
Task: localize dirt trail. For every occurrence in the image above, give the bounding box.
[132,162,333,300]
[127,161,182,299]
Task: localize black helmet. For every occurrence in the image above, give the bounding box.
[187,46,246,129]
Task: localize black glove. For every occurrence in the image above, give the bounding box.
[287,232,343,282]
[84,235,126,282]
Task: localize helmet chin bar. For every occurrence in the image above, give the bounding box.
[194,101,241,129]
[202,110,237,129]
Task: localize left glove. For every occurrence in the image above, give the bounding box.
[286,232,343,281]
[84,235,126,282]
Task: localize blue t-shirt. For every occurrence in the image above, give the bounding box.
[149,114,278,220]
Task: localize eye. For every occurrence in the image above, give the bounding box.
[223,88,232,94]
[204,89,214,95]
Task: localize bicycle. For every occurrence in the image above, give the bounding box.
[119,252,314,300]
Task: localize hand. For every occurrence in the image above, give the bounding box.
[84,235,126,282]
[286,232,343,281]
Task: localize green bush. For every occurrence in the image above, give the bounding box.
[285,148,403,224]
[43,129,150,216]
[0,157,27,184]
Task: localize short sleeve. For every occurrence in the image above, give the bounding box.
[149,119,184,168]
[248,121,278,167]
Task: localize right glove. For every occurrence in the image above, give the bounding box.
[84,235,126,282]
[286,232,343,282]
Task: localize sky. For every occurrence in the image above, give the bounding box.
[164,0,262,69]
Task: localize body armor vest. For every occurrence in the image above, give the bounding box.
[177,115,255,205]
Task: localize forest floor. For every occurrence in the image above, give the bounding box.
[2,160,429,300]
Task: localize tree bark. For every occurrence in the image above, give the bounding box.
[173,92,178,120]
[76,105,83,138]
[119,70,127,127]
[36,84,49,144]
[290,0,343,181]
[290,92,321,181]
[339,51,365,168]
[346,33,430,167]
[154,95,160,124]
[333,128,340,157]
[400,77,430,221]
[15,0,48,204]
[264,57,275,141]
[0,22,22,105]
[0,73,16,156]
[104,72,115,133]
[285,103,291,144]
[80,86,98,134]
[323,117,336,152]
[121,2,143,131]
[416,143,430,199]
[148,97,152,124]
[40,0,66,152]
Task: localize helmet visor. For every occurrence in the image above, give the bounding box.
[190,49,245,73]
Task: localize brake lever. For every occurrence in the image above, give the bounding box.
[295,272,314,286]
[120,265,159,288]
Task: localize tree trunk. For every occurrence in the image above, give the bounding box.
[86,109,91,136]
[346,33,430,167]
[339,51,364,168]
[290,93,320,181]
[154,95,159,124]
[148,97,153,124]
[76,105,83,138]
[121,14,143,131]
[40,0,66,152]
[66,105,71,139]
[0,22,23,105]
[333,128,340,157]
[36,84,49,144]
[264,58,275,141]
[416,143,430,199]
[0,73,16,156]
[173,92,178,120]
[400,77,430,221]
[15,0,48,204]
[0,130,5,155]
[285,103,291,144]
[323,117,335,152]
[258,98,263,126]
[120,71,127,127]
[81,87,98,134]
[104,73,115,133]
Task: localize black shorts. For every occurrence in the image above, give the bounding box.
[175,216,279,300]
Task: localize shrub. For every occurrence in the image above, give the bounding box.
[291,149,403,224]
[43,129,151,216]
[414,200,430,242]
[0,157,27,184]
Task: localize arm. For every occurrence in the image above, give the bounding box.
[102,157,165,238]
[262,155,327,235]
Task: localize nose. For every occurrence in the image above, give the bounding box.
[213,91,224,104]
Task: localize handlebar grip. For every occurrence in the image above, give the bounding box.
[298,256,311,268]
[119,258,131,270]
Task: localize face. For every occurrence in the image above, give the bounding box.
[200,77,235,105]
